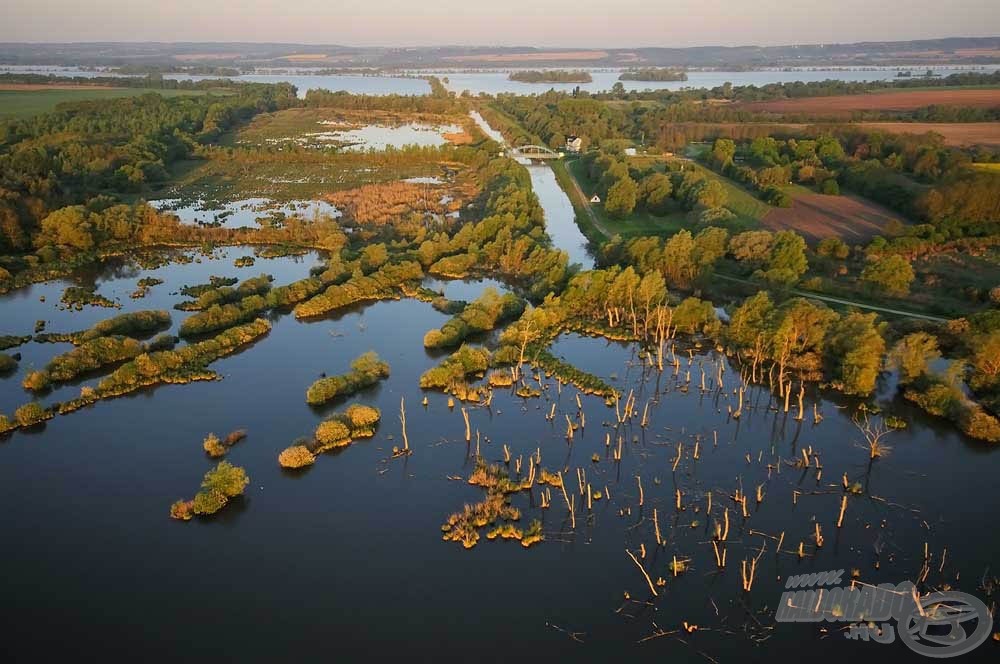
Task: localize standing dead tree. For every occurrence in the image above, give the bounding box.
[854,412,893,459]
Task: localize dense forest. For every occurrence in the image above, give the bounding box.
[0,82,297,252]
[508,70,592,84]
[618,68,687,82]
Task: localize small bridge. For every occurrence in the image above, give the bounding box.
[505,144,563,160]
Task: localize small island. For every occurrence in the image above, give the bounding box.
[508,70,593,84]
[618,67,688,81]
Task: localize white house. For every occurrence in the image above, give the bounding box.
[624,147,637,156]
[565,135,583,153]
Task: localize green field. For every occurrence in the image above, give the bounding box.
[558,155,769,239]
[683,161,772,222]
[0,88,215,120]
[564,158,690,238]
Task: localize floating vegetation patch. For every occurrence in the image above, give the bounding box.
[203,429,247,458]
[0,353,18,374]
[528,348,618,398]
[441,458,541,550]
[305,352,390,406]
[423,288,523,349]
[175,274,273,311]
[34,310,172,346]
[179,276,238,299]
[294,261,423,318]
[23,336,146,391]
[17,319,275,425]
[279,404,382,469]
[130,277,164,299]
[0,402,53,434]
[170,461,249,521]
[419,345,491,401]
[179,272,340,337]
[0,335,31,351]
[60,286,119,310]
[278,445,316,469]
[234,256,255,268]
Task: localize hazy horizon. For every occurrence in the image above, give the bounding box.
[4,0,1000,48]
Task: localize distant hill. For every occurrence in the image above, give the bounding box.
[1,37,999,69]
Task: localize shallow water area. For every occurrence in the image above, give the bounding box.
[150,198,342,228]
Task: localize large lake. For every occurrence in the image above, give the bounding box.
[1,242,997,661]
[5,64,998,97]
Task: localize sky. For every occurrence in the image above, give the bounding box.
[2,0,999,47]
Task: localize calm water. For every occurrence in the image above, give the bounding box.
[6,64,999,98]
[1,245,997,661]
[305,122,463,151]
[470,110,594,270]
[433,66,1000,95]
[149,198,342,228]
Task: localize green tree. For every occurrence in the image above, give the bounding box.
[638,173,673,214]
[770,298,837,379]
[759,231,807,286]
[35,206,95,251]
[816,237,850,260]
[825,312,885,395]
[729,230,774,267]
[727,291,775,360]
[710,139,736,170]
[605,176,638,218]
[661,230,696,288]
[861,255,915,297]
[691,179,727,209]
[201,461,249,499]
[692,226,729,274]
[888,332,940,383]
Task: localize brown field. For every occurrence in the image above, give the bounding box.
[0,83,118,91]
[955,48,1000,57]
[856,122,1000,147]
[762,193,902,242]
[173,53,244,61]
[742,88,1000,114]
[443,50,608,63]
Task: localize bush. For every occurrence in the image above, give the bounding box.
[0,353,17,373]
[960,407,1000,443]
[420,345,491,390]
[306,352,390,406]
[315,420,352,449]
[201,461,249,498]
[820,178,840,195]
[24,335,145,391]
[80,310,171,342]
[861,254,915,297]
[169,500,194,521]
[14,402,49,427]
[423,289,523,349]
[762,186,793,208]
[278,445,317,468]
[203,433,226,458]
[192,490,228,515]
[697,207,736,226]
[816,237,850,260]
[343,404,381,434]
